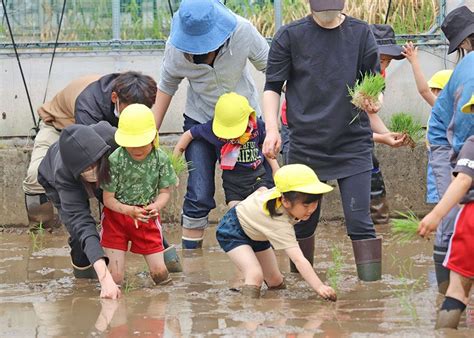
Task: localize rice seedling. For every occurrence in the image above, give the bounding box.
[391,210,420,243]
[389,112,425,149]
[390,256,421,322]
[326,244,344,291]
[29,222,45,251]
[347,73,385,124]
[161,147,191,177]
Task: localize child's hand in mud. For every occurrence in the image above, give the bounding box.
[317,284,337,302]
[418,211,441,239]
[127,206,149,223]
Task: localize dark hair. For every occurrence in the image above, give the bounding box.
[267,191,322,218]
[456,33,474,62]
[112,71,157,108]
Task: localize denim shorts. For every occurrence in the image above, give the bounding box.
[216,207,271,253]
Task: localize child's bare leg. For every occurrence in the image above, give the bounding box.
[227,245,263,298]
[436,270,472,329]
[255,247,285,289]
[145,252,171,285]
[104,248,126,285]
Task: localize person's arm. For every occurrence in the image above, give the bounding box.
[285,246,336,301]
[153,89,173,130]
[402,42,436,107]
[262,90,282,159]
[247,22,270,72]
[103,190,149,223]
[264,155,280,175]
[173,130,194,157]
[418,172,472,238]
[93,259,121,299]
[369,113,407,147]
[145,187,171,218]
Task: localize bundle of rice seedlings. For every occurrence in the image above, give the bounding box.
[348,73,385,111]
[389,112,425,149]
[161,147,191,176]
[391,210,420,243]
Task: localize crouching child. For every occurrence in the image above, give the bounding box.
[216,164,336,300]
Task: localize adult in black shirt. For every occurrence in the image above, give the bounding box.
[263,0,387,281]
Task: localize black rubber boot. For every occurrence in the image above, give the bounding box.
[436,309,463,329]
[182,237,203,250]
[25,193,60,229]
[352,237,382,282]
[241,285,261,298]
[433,245,450,295]
[163,245,183,273]
[290,234,315,273]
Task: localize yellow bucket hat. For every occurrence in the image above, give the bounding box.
[427,70,453,90]
[212,92,255,139]
[115,103,159,148]
[263,164,333,213]
[461,95,474,113]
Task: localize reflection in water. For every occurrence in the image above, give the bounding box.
[1,223,474,336]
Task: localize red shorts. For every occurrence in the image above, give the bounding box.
[100,206,164,255]
[444,202,474,278]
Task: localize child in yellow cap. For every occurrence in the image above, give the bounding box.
[174,92,279,249]
[216,164,336,301]
[101,104,178,286]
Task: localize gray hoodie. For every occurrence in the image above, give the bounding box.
[158,15,269,124]
[38,121,118,266]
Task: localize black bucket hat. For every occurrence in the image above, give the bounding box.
[370,24,405,60]
[441,6,474,54]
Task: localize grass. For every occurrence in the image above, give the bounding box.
[326,244,344,291]
[161,147,191,177]
[391,210,420,243]
[389,112,425,149]
[29,222,45,252]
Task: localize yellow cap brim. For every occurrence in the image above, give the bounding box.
[293,181,334,195]
[212,118,248,139]
[461,96,474,114]
[115,129,157,147]
[427,80,442,90]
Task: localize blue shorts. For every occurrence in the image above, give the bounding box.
[216,207,271,253]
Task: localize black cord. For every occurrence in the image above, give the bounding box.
[42,0,67,104]
[384,0,392,24]
[1,0,38,131]
[167,0,173,17]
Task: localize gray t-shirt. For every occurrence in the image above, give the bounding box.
[266,15,379,180]
[453,135,474,203]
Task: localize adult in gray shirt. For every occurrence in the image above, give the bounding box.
[153,0,269,249]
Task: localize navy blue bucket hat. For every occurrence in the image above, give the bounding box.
[441,6,474,54]
[370,24,405,60]
[170,0,238,55]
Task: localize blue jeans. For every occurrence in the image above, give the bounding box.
[216,207,271,253]
[182,115,218,230]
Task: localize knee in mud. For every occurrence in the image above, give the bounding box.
[151,269,170,285]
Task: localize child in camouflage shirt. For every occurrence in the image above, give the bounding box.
[101,104,177,286]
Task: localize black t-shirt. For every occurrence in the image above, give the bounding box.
[266,15,380,180]
[453,135,474,204]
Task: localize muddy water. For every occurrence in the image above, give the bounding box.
[1,223,473,337]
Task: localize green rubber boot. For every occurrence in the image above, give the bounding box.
[290,234,315,273]
[71,261,98,279]
[352,237,382,282]
[163,245,183,273]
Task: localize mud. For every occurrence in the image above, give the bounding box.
[1,223,473,337]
